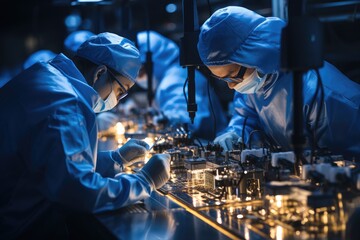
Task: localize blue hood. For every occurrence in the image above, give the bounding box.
[198,6,286,74]
[137,31,179,80]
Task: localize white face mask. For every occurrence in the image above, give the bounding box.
[93,89,118,113]
[233,70,267,94]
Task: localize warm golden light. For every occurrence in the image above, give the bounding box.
[216,209,222,224]
[229,207,234,214]
[259,209,266,216]
[275,225,283,240]
[115,122,125,135]
[275,195,283,208]
[142,137,154,147]
[237,214,244,219]
[244,224,250,240]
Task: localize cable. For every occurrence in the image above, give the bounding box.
[195,137,205,151]
[309,69,325,164]
[207,76,217,140]
[314,69,324,144]
[183,77,188,104]
[247,129,278,153]
[306,76,319,163]
[248,129,262,149]
[241,116,248,150]
[236,172,245,187]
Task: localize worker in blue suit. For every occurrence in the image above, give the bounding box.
[64,30,95,57]
[23,49,57,69]
[128,30,228,140]
[21,30,95,72]
[0,32,170,239]
[198,6,360,160]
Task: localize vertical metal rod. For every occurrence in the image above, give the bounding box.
[292,71,305,175]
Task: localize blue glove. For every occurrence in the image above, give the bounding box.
[213,131,241,152]
[138,154,171,189]
[115,139,150,167]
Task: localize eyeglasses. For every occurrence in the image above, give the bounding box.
[107,69,128,101]
[210,66,247,84]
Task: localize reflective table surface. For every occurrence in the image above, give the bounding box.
[96,191,233,240]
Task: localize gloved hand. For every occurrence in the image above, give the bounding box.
[138,154,171,189]
[115,139,150,167]
[213,131,241,152]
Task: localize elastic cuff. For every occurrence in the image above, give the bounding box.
[111,151,124,171]
[138,170,155,190]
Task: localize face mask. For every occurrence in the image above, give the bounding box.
[93,89,118,113]
[233,70,267,94]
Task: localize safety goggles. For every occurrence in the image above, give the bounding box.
[210,66,247,84]
[108,69,128,101]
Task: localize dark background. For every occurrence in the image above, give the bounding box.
[1,0,359,82]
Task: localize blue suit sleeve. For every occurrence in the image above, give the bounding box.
[138,31,228,139]
[155,67,228,139]
[29,103,152,213]
[225,92,261,146]
[155,67,203,128]
[96,151,123,177]
[305,62,360,159]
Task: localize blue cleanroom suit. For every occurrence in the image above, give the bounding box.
[137,31,228,139]
[23,49,57,70]
[198,6,360,159]
[0,54,152,238]
[64,30,95,56]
